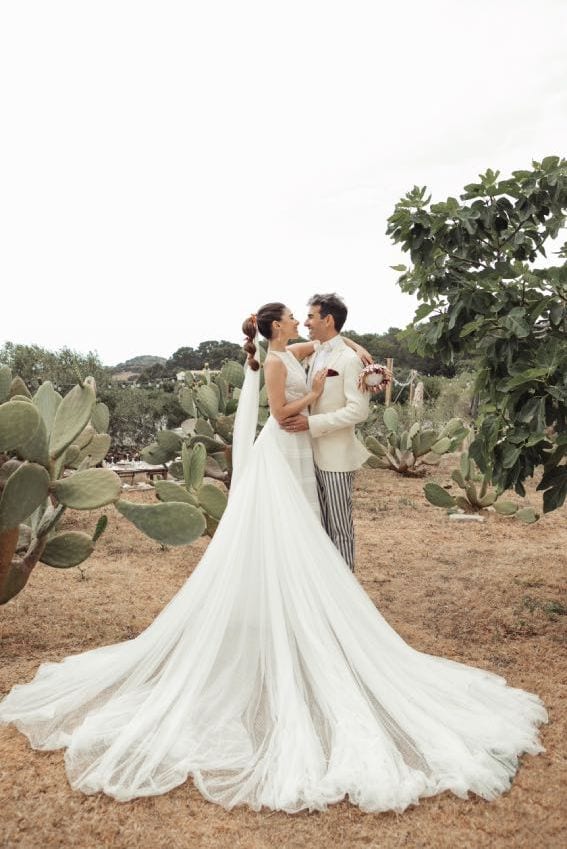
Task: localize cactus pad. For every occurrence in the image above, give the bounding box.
[40,531,95,568]
[0,463,51,532]
[52,468,121,509]
[424,482,456,508]
[0,400,41,452]
[33,382,62,436]
[49,383,96,459]
[116,499,206,546]
[198,484,228,520]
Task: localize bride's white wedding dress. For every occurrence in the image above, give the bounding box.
[0,350,547,813]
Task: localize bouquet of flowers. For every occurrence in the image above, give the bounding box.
[357,363,391,394]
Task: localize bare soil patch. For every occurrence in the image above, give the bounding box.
[1,457,565,849]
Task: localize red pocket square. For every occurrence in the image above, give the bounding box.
[326,369,339,377]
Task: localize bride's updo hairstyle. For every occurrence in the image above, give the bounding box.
[242,302,286,371]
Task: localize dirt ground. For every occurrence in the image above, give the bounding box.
[1,456,565,849]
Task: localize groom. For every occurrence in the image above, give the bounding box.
[281,293,370,571]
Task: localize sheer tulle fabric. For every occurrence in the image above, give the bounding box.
[0,352,547,813]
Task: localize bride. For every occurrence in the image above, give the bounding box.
[0,302,548,814]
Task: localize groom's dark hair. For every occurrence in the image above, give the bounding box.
[308,293,348,332]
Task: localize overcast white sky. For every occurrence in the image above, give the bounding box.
[1,0,566,365]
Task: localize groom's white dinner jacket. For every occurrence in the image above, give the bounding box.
[306,336,371,473]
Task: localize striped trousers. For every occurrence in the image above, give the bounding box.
[315,466,355,571]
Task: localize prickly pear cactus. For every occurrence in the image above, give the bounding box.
[0,370,121,603]
[423,451,539,523]
[152,440,229,537]
[142,361,247,488]
[139,363,249,536]
[364,409,468,476]
[0,368,211,604]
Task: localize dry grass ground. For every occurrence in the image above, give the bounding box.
[1,457,565,849]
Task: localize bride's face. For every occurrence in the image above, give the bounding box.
[274,308,300,341]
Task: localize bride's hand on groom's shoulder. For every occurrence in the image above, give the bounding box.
[357,345,373,366]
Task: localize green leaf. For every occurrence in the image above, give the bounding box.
[116,500,206,546]
[451,469,466,489]
[91,402,110,434]
[220,361,245,389]
[195,418,215,437]
[156,430,183,453]
[92,515,108,543]
[52,469,121,510]
[49,384,96,459]
[365,436,387,457]
[189,442,207,490]
[0,463,51,533]
[383,407,399,433]
[515,507,539,524]
[140,443,170,465]
[154,480,199,506]
[501,443,522,469]
[181,443,192,490]
[0,366,12,404]
[40,531,95,568]
[537,465,567,513]
[195,385,219,420]
[517,396,546,426]
[198,484,228,520]
[17,416,50,467]
[459,319,484,338]
[32,382,62,437]
[505,369,549,389]
[424,483,456,508]
[0,400,41,452]
[501,311,530,338]
[493,500,518,515]
[431,436,452,454]
[179,388,196,417]
[414,303,437,322]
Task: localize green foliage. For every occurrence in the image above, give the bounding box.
[115,499,207,546]
[138,364,250,537]
[0,368,215,604]
[0,342,110,393]
[342,328,459,376]
[424,452,539,523]
[364,407,467,476]
[0,369,121,603]
[167,340,245,372]
[0,463,50,533]
[40,531,95,568]
[388,156,567,512]
[99,384,186,453]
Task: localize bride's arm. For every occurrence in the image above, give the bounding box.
[342,337,373,365]
[264,356,324,423]
[287,337,373,364]
[286,340,319,361]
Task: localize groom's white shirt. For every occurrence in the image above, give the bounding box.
[308,334,343,379]
[306,336,370,473]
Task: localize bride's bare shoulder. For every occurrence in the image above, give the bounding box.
[264,352,286,370]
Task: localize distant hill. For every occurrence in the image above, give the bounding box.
[111,355,167,373]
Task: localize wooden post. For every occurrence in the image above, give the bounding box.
[385,358,393,407]
[408,369,416,405]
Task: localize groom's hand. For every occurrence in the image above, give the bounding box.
[281,414,309,433]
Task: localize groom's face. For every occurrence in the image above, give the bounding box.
[305,305,334,342]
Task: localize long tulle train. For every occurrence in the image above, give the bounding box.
[0,420,548,812]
